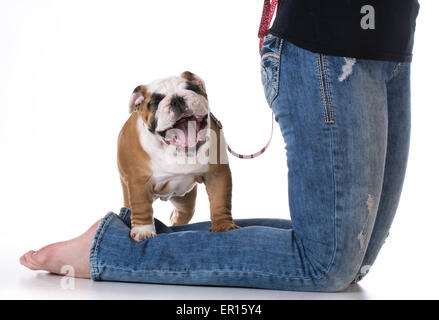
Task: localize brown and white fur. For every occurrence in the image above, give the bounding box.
[118,71,239,241]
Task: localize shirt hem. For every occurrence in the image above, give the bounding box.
[268,30,413,63]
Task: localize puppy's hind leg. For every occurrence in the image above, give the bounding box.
[169,185,197,226]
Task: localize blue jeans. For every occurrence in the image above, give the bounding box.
[89,35,411,291]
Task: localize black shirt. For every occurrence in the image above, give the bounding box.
[269,0,420,62]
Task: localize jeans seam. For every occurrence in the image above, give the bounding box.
[317,54,327,122]
[89,212,116,280]
[323,56,335,123]
[293,127,338,278]
[272,39,284,106]
[92,265,319,282]
[317,54,335,124]
[322,126,338,275]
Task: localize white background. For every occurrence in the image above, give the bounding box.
[0,0,438,299]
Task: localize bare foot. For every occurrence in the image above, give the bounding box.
[19,220,101,279]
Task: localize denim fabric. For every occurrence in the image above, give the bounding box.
[89,35,411,291]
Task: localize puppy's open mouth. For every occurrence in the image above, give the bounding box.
[157,114,209,149]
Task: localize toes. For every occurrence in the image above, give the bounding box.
[20,248,53,271]
[20,251,40,270]
[19,250,35,265]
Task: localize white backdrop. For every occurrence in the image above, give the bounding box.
[0,0,438,299]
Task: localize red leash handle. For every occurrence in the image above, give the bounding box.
[258,0,279,52]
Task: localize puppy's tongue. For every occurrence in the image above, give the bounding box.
[173,120,199,147]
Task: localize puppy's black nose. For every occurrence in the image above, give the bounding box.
[170,95,186,114]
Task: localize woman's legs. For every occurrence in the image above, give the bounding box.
[20,36,409,292]
[260,35,394,289]
[19,214,292,280]
[353,63,412,281]
[84,37,399,291]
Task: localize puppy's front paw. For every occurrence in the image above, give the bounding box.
[210,222,240,232]
[130,224,156,242]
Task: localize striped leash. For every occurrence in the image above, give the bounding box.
[214,0,278,159]
[208,1,279,160]
[209,112,274,159]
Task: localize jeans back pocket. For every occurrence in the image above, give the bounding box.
[260,34,283,107]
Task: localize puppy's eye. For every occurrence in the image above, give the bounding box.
[147,93,165,111]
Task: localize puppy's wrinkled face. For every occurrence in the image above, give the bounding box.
[129,71,210,151]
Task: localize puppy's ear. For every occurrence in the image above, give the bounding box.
[181,71,206,93]
[128,85,148,113]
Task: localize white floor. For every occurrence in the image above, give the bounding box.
[2,243,438,300]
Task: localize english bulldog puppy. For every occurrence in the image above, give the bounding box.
[118,71,239,241]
